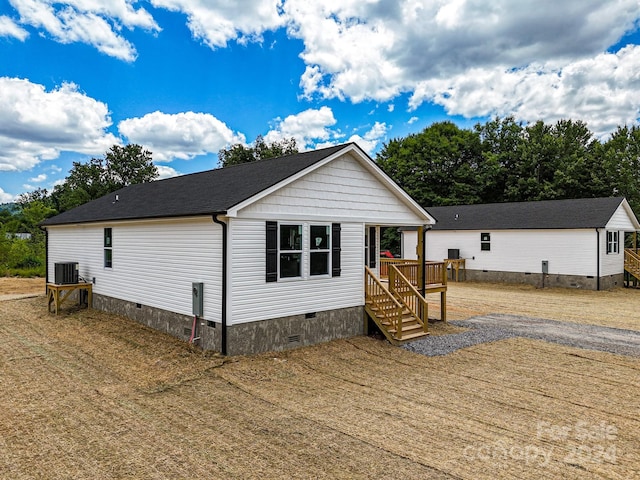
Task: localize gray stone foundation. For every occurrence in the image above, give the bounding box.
[92,294,363,355]
[93,294,221,351]
[226,306,364,356]
[462,269,623,290]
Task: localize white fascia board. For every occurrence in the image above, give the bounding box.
[226,143,435,225]
[621,198,640,230]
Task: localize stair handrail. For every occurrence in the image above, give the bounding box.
[625,248,640,275]
[389,265,428,333]
[365,266,404,338]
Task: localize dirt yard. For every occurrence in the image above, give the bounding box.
[1,278,638,479]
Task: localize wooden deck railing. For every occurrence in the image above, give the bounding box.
[380,258,447,287]
[625,248,640,279]
[365,266,404,337]
[388,265,428,334]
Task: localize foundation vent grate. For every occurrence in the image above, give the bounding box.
[288,334,301,344]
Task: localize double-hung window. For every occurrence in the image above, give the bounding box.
[480,232,491,251]
[310,225,330,276]
[266,222,341,282]
[279,224,302,278]
[606,231,619,254]
[104,227,113,268]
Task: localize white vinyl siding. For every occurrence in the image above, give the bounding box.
[237,153,426,226]
[228,219,363,325]
[47,217,222,321]
[606,203,638,230]
[426,229,601,276]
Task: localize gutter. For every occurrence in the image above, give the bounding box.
[212,214,228,355]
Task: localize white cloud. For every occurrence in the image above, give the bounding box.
[286,0,640,102]
[156,165,180,179]
[28,173,47,182]
[263,106,338,149]
[118,111,246,162]
[149,0,284,49]
[387,104,394,113]
[0,15,28,40]
[0,187,17,203]
[0,77,120,171]
[408,116,418,125]
[409,45,640,138]
[9,0,159,61]
[347,121,388,154]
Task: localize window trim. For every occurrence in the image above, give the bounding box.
[265,222,341,282]
[279,224,303,279]
[606,230,619,254]
[104,227,113,268]
[309,224,331,277]
[480,232,491,252]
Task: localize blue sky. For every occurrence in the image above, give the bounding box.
[1,1,640,202]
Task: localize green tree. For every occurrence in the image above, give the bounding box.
[602,125,640,213]
[376,122,483,207]
[51,144,157,212]
[218,136,298,168]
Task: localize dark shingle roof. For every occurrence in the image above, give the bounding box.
[426,197,627,230]
[42,144,349,226]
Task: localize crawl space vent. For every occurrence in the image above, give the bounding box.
[288,334,301,344]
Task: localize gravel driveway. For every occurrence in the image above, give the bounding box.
[404,313,640,357]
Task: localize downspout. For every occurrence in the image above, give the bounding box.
[43,227,49,293]
[596,228,601,291]
[212,215,228,356]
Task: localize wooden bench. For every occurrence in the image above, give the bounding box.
[47,282,92,314]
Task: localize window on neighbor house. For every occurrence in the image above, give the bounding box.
[607,231,619,254]
[310,225,330,276]
[104,228,113,268]
[481,232,491,251]
[279,224,302,278]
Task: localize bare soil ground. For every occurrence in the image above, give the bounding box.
[1,278,638,479]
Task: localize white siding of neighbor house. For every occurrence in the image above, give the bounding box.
[599,228,624,276]
[425,229,603,276]
[237,153,427,225]
[228,219,364,325]
[606,203,638,231]
[47,217,222,322]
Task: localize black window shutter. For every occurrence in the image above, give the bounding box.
[266,221,278,282]
[332,223,341,277]
[369,226,376,268]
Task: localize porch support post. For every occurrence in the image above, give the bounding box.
[417,225,425,297]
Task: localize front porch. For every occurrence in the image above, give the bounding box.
[364,258,447,345]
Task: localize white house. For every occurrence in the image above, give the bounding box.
[42,143,435,355]
[401,198,640,290]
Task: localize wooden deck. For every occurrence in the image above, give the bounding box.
[365,260,448,344]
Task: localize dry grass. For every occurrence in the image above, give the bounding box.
[0,279,639,479]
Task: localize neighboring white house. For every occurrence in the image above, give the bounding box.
[401,197,640,290]
[42,143,435,355]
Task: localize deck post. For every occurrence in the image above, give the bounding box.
[417,225,425,297]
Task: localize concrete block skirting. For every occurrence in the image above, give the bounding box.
[226,306,364,356]
[464,269,623,290]
[92,294,221,351]
[92,294,363,355]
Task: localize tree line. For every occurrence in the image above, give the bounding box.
[0,145,157,276]
[4,116,640,275]
[376,117,640,214]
